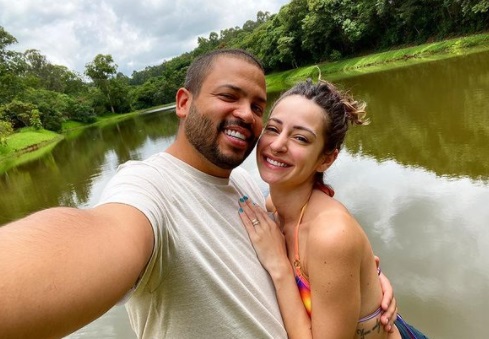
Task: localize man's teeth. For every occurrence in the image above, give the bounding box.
[267,157,287,167]
[225,129,246,140]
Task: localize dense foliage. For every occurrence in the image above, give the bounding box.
[1,0,488,142]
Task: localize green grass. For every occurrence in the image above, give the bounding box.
[62,120,85,131]
[0,128,64,173]
[266,32,489,92]
[1,128,61,154]
[0,140,61,173]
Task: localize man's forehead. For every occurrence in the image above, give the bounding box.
[204,58,264,84]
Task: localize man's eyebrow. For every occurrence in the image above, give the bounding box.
[268,117,317,137]
[216,84,241,92]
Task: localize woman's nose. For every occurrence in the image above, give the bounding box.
[270,135,287,154]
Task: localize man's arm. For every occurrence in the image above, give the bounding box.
[0,203,154,339]
[375,255,397,332]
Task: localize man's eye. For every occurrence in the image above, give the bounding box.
[219,94,235,101]
[252,105,264,116]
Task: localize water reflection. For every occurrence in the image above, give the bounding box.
[0,112,178,224]
[1,50,489,339]
[326,150,489,339]
[340,51,489,180]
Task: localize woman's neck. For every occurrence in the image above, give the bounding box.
[270,184,314,231]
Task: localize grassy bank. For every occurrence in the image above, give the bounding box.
[266,32,489,92]
[0,108,156,173]
[1,32,489,170]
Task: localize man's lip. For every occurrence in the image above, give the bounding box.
[223,128,248,141]
[223,126,254,141]
[222,129,251,150]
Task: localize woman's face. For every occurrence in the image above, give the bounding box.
[257,94,330,188]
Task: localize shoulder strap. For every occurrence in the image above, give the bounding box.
[294,203,308,266]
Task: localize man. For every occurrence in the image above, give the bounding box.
[0,49,395,338]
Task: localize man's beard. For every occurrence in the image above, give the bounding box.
[184,104,257,170]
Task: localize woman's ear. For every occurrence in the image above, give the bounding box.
[175,88,192,118]
[316,149,338,173]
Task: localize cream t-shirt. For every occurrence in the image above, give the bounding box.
[99,152,286,338]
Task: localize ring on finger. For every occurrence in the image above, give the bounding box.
[251,218,260,226]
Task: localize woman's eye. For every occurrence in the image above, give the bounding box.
[265,125,279,133]
[294,136,308,143]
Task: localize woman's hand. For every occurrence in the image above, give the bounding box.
[238,196,290,278]
[239,196,313,339]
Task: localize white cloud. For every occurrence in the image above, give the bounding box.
[0,0,289,76]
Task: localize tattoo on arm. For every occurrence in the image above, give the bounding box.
[356,319,382,339]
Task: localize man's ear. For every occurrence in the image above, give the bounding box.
[175,88,191,118]
[316,149,338,173]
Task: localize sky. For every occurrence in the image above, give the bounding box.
[0,0,289,76]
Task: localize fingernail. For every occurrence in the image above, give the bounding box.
[239,198,244,203]
[243,195,248,200]
[239,208,243,213]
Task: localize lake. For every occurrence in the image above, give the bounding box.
[1,50,488,338]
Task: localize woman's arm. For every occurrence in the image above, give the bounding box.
[239,198,312,339]
[307,211,364,338]
[240,197,397,338]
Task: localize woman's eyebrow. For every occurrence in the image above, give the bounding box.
[268,117,316,137]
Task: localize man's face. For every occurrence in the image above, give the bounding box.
[184,57,267,170]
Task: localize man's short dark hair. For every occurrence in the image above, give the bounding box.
[184,49,264,96]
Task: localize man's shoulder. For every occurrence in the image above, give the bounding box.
[230,167,264,202]
[117,152,178,175]
[230,166,255,183]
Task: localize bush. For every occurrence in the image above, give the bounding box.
[0,120,14,145]
[0,100,38,129]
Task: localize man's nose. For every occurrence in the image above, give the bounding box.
[233,104,254,124]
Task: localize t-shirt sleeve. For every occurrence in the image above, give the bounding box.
[97,160,164,227]
[97,160,167,297]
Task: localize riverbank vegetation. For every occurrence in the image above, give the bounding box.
[1,0,488,161]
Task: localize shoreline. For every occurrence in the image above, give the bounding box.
[1,33,488,173]
[265,32,489,91]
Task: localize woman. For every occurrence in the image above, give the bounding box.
[238,80,427,338]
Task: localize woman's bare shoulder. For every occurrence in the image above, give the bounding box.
[307,195,366,255]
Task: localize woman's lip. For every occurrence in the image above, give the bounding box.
[262,154,290,168]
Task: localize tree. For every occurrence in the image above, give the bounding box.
[23,49,85,94]
[0,26,18,64]
[0,27,27,104]
[85,54,118,114]
[256,11,271,24]
[194,32,220,55]
[108,74,131,113]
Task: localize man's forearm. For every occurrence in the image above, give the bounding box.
[0,205,153,338]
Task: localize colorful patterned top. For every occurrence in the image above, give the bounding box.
[293,185,383,323]
[294,202,312,317]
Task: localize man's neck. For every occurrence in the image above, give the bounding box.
[166,141,232,178]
